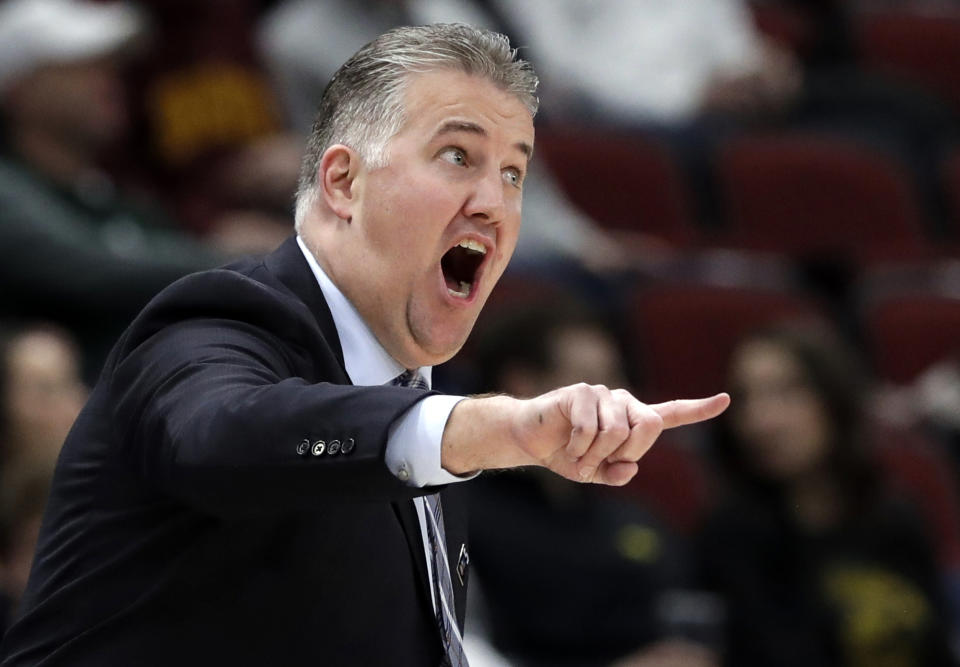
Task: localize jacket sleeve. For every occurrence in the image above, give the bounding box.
[109,315,438,517]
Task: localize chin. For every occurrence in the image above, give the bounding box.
[415,341,465,367]
[409,330,472,367]
[407,308,478,363]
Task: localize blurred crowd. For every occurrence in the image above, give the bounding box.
[2,0,960,665]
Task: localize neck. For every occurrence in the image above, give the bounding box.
[10,126,97,186]
[298,225,339,293]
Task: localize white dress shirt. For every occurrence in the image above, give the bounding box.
[296,236,471,614]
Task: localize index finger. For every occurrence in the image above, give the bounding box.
[649,393,730,430]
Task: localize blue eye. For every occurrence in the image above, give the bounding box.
[442,148,467,166]
[503,168,522,187]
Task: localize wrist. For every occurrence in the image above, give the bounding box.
[440,394,530,474]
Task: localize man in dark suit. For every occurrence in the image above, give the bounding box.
[1,23,728,666]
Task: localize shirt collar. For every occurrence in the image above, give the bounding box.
[296,235,432,387]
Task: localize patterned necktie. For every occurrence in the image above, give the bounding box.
[392,368,431,392]
[391,370,468,667]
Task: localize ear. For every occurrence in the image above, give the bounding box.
[319,144,360,221]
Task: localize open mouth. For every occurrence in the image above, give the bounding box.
[440,239,487,299]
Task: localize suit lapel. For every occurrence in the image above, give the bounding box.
[392,499,436,622]
[264,236,347,373]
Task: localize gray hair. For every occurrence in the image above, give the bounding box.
[293,23,539,231]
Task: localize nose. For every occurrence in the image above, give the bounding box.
[463,167,506,223]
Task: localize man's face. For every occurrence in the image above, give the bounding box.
[328,69,534,368]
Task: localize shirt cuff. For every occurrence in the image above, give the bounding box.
[386,394,477,487]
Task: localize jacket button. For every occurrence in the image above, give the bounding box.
[297,439,310,456]
[327,440,341,456]
[341,438,355,455]
[311,440,326,456]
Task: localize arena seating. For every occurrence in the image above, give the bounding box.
[857,9,960,113]
[537,125,698,244]
[873,425,960,570]
[864,291,960,384]
[628,282,824,402]
[718,133,928,261]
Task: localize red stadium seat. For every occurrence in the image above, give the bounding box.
[537,126,698,244]
[857,9,960,113]
[873,425,960,569]
[864,292,960,384]
[628,282,824,402]
[718,134,927,260]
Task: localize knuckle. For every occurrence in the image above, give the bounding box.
[579,420,599,438]
[607,423,630,442]
[639,410,664,433]
[570,383,593,401]
[571,420,596,442]
[651,413,665,433]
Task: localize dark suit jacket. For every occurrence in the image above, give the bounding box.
[1,237,469,666]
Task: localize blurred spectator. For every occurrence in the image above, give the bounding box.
[259,0,824,124]
[258,0,672,273]
[0,0,225,378]
[466,303,717,667]
[699,325,956,666]
[0,322,83,636]
[483,0,954,136]
[877,354,960,453]
[486,0,802,124]
[0,462,54,637]
[260,0,435,134]
[122,0,298,252]
[485,0,956,234]
[0,324,86,473]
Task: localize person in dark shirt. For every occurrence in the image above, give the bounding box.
[699,324,956,667]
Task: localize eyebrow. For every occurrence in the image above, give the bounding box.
[434,120,534,160]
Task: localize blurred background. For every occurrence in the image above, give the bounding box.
[2,0,960,665]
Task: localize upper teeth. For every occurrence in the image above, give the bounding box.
[457,239,486,254]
